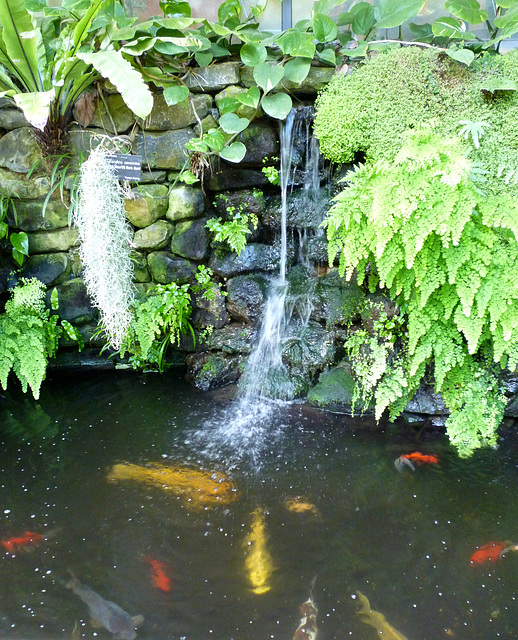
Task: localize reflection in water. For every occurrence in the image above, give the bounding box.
[0,372,518,639]
[243,507,273,595]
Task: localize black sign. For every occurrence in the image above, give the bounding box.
[104,154,142,181]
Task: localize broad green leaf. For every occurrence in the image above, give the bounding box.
[261,92,293,120]
[480,77,518,92]
[218,0,241,24]
[409,21,434,41]
[336,12,354,26]
[216,96,240,114]
[163,84,189,105]
[160,0,191,16]
[283,57,311,84]
[0,220,8,239]
[374,0,425,29]
[10,231,29,255]
[313,0,346,15]
[220,141,246,163]
[121,37,157,55]
[12,248,25,266]
[185,138,209,152]
[294,19,312,31]
[179,170,199,184]
[277,31,316,58]
[352,5,376,35]
[494,5,518,36]
[211,42,231,57]
[219,112,249,134]
[71,0,104,54]
[317,48,338,66]
[445,0,488,25]
[13,89,54,130]
[240,42,267,66]
[195,51,213,66]
[313,13,338,42]
[205,21,232,36]
[0,0,43,92]
[204,130,225,152]
[445,48,475,65]
[341,40,370,57]
[77,50,153,119]
[154,17,197,30]
[496,0,518,8]
[238,86,260,108]
[432,17,476,39]
[253,62,284,94]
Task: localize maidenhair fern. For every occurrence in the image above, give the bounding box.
[74,146,134,350]
[0,279,59,399]
[325,126,517,456]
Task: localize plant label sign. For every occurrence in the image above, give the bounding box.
[105,154,142,181]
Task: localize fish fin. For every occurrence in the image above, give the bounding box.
[394,457,415,472]
[132,614,145,627]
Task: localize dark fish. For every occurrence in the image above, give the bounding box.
[66,576,144,640]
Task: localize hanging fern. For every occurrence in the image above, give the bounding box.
[325,126,516,456]
[74,146,135,350]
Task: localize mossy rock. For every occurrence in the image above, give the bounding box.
[307,363,373,416]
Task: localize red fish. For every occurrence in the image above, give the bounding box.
[470,541,510,565]
[144,556,172,592]
[2,531,45,553]
[395,451,438,471]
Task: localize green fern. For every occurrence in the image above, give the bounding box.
[325,126,515,456]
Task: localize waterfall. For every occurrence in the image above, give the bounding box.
[183,107,327,469]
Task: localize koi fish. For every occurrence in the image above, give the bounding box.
[243,507,274,595]
[395,452,439,471]
[2,531,45,553]
[356,591,409,640]
[143,556,172,593]
[285,497,320,519]
[469,541,518,564]
[107,462,239,509]
[66,575,144,640]
[293,596,318,640]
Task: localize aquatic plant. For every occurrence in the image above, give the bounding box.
[325,125,516,456]
[74,146,135,350]
[0,279,82,399]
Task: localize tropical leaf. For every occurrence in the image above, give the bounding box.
[163,84,189,105]
[445,48,475,65]
[237,86,260,108]
[253,62,284,93]
[374,0,425,29]
[277,31,316,58]
[240,42,267,66]
[494,4,518,37]
[76,49,153,119]
[312,13,338,42]
[0,0,43,91]
[432,17,476,39]
[220,141,246,163]
[71,0,105,54]
[13,89,55,130]
[312,0,346,15]
[351,5,376,35]
[283,57,312,84]
[480,77,518,92]
[445,0,488,25]
[219,112,249,134]
[261,92,293,120]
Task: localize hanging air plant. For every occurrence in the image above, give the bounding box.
[74,145,135,350]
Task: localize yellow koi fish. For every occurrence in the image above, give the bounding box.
[106,462,239,508]
[284,497,320,519]
[243,508,274,595]
[356,591,409,640]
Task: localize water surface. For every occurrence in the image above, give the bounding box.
[0,371,517,640]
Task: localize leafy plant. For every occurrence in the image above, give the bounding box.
[206,202,258,257]
[120,282,194,372]
[0,279,83,399]
[325,125,516,456]
[0,0,152,155]
[0,192,29,266]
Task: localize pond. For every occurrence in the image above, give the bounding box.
[0,370,517,640]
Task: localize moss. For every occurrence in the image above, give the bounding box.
[314,46,518,205]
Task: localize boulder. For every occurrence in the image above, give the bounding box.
[185,351,242,391]
[166,185,205,222]
[170,217,209,260]
[124,184,169,228]
[28,227,79,253]
[147,251,197,284]
[143,93,212,131]
[134,128,195,169]
[226,273,270,323]
[130,251,151,283]
[89,93,135,133]
[0,168,52,199]
[19,253,71,286]
[240,122,279,165]
[48,278,97,323]
[210,242,295,278]
[133,220,174,250]
[307,362,374,415]
[311,270,365,327]
[205,167,270,191]
[0,108,30,130]
[192,285,228,329]
[184,62,241,92]
[14,199,70,231]
[0,128,42,173]
[204,323,255,354]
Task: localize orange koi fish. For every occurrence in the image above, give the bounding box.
[395,452,439,471]
[2,531,45,553]
[143,556,172,592]
[469,541,518,565]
